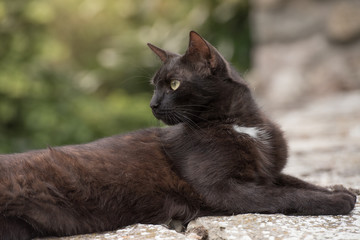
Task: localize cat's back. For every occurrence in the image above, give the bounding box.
[61,127,165,162]
[0,127,163,161]
[0,127,170,185]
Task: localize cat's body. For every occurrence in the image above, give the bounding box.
[0,31,356,240]
[0,128,201,238]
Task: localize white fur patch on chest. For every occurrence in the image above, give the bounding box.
[232,125,268,140]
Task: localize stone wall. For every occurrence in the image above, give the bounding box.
[249,0,360,110]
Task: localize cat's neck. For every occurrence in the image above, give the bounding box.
[205,85,266,127]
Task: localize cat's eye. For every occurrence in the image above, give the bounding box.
[170,80,180,91]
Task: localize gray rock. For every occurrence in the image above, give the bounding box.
[250,0,360,110]
[187,203,360,240]
[275,90,360,190]
[326,2,360,43]
[40,224,187,240]
[250,1,327,43]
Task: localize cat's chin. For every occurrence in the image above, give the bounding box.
[152,111,182,125]
[159,118,182,126]
[163,122,180,126]
[155,115,181,125]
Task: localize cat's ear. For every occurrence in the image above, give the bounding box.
[184,31,223,69]
[147,43,177,63]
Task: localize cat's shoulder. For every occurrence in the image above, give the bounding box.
[88,127,163,146]
[163,122,273,145]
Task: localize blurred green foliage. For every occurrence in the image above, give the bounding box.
[0,0,250,153]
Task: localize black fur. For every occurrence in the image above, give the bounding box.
[0,31,356,239]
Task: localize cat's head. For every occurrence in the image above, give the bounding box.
[148,31,254,125]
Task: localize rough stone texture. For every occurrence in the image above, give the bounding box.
[187,207,360,240]
[276,90,360,190]
[42,224,188,240]
[39,91,360,240]
[326,1,360,43]
[249,0,360,110]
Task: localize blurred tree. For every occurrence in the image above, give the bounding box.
[0,0,250,153]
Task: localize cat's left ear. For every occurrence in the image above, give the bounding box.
[147,43,178,63]
[184,31,224,70]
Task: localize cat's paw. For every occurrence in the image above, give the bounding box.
[330,191,356,215]
[330,185,357,205]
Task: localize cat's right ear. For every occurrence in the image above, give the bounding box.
[147,43,177,63]
[184,31,225,71]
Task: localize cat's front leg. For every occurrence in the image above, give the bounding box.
[0,216,38,240]
[200,180,356,216]
[275,173,357,199]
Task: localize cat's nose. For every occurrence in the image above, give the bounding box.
[150,95,161,110]
[150,102,159,110]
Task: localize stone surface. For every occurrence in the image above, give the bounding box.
[251,1,327,43]
[39,91,360,240]
[275,90,360,190]
[42,224,188,240]
[250,0,360,110]
[326,1,360,43]
[187,206,360,240]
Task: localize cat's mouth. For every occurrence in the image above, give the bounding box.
[152,109,182,125]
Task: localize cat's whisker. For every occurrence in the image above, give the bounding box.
[177,110,212,123]
[175,104,213,109]
[174,105,214,113]
[175,108,213,114]
[173,112,208,138]
[172,112,194,128]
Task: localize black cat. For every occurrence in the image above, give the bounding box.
[0,31,356,240]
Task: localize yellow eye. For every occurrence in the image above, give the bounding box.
[170,80,180,91]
